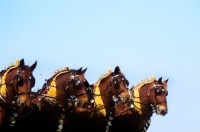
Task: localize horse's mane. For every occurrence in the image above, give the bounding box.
[93,68,112,117]
[134,75,156,90]
[133,75,156,115]
[45,66,70,100]
[51,66,70,79]
[4,58,20,71]
[94,67,112,86]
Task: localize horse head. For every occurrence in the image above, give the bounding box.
[133,77,168,116]
[110,66,132,105]
[67,67,91,110]
[0,59,37,108]
[150,77,168,116]
[0,59,37,127]
[14,59,37,108]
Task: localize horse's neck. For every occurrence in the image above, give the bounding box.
[99,76,113,109]
[5,86,14,101]
[139,83,154,114]
[6,68,18,83]
[133,83,152,115]
[55,74,70,106]
[58,73,71,86]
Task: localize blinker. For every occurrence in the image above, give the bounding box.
[16,75,23,86]
[75,80,80,85]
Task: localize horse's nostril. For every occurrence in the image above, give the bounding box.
[160,110,167,116]
[160,109,167,115]
[20,103,25,108]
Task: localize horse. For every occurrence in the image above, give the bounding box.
[0,58,37,129]
[131,76,169,132]
[64,69,93,132]
[81,66,131,132]
[24,66,89,132]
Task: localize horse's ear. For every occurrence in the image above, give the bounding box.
[31,61,37,72]
[114,66,120,74]
[81,68,87,74]
[130,86,134,91]
[90,84,94,89]
[164,78,169,84]
[77,67,83,74]
[19,59,25,68]
[125,80,129,86]
[158,77,162,83]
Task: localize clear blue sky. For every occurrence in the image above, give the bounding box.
[0,1,200,131]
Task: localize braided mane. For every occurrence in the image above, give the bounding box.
[93,67,112,117]
[51,66,70,79]
[95,67,112,85]
[134,75,156,90]
[133,75,156,115]
[45,66,70,101]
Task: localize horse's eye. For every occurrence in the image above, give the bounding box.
[155,88,161,93]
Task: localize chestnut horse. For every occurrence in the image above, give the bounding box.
[23,67,89,132]
[65,69,93,132]
[131,76,169,132]
[0,58,37,129]
[84,66,132,132]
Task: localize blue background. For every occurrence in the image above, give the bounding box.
[1,1,200,131]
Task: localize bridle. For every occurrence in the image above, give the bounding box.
[68,72,93,108]
[133,82,168,115]
[110,74,132,104]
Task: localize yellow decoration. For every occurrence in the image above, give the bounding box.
[45,69,70,101]
[133,75,156,114]
[0,58,20,97]
[93,68,112,117]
